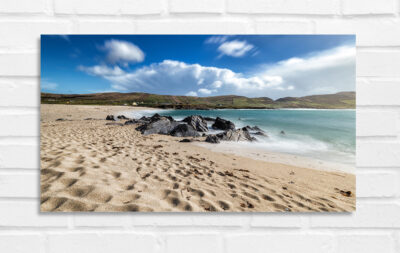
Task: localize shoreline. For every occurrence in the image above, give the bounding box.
[40,104,355,212]
[195,142,354,174]
[116,107,355,174]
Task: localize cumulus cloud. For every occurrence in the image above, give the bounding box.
[259,45,356,97]
[217,40,254,58]
[78,45,355,99]
[102,39,144,66]
[79,59,286,96]
[198,88,215,95]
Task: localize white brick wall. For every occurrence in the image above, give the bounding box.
[0,0,399,252]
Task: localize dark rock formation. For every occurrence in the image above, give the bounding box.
[106,115,115,121]
[170,124,200,137]
[135,116,180,135]
[182,115,208,132]
[124,119,138,125]
[216,129,256,142]
[117,115,129,120]
[205,135,220,144]
[253,131,268,137]
[212,117,235,130]
[179,138,193,143]
[204,117,216,121]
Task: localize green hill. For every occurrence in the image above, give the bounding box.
[41,91,355,109]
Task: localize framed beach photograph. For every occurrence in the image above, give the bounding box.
[40,35,356,212]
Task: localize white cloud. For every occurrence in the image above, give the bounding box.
[198,88,215,95]
[41,81,58,91]
[259,45,356,97]
[102,39,144,66]
[186,91,197,96]
[79,59,286,96]
[217,40,254,57]
[79,45,355,99]
[78,65,125,77]
[211,80,222,88]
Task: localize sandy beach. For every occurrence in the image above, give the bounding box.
[40,104,355,212]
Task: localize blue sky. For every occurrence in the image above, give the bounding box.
[41,35,355,99]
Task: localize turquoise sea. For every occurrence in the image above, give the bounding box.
[126,109,355,165]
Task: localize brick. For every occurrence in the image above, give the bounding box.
[357,171,398,197]
[0,21,72,49]
[336,234,396,253]
[48,233,157,253]
[169,0,224,13]
[0,173,38,198]
[357,142,400,167]
[121,0,163,15]
[0,113,39,136]
[226,0,340,14]
[135,20,254,34]
[357,80,400,105]
[73,215,131,227]
[250,213,302,227]
[255,20,313,34]
[0,145,38,169]
[166,234,222,253]
[0,234,45,253]
[357,51,400,77]
[131,214,248,227]
[357,111,397,136]
[342,0,396,15]
[54,0,122,15]
[310,203,400,228]
[55,0,163,15]
[0,78,39,107]
[0,53,38,76]
[0,201,68,227]
[77,20,134,34]
[225,234,333,253]
[315,18,400,46]
[0,0,46,14]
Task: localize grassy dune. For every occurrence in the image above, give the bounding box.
[41,91,355,109]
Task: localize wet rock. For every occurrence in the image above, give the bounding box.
[117,115,129,120]
[212,117,235,130]
[182,115,208,132]
[217,129,256,142]
[106,115,115,121]
[124,119,138,125]
[253,131,268,137]
[149,113,174,122]
[243,125,264,132]
[205,134,220,144]
[135,116,180,135]
[204,117,216,121]
[170,124,200,137]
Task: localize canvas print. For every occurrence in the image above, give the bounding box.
[40,35,356,212]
